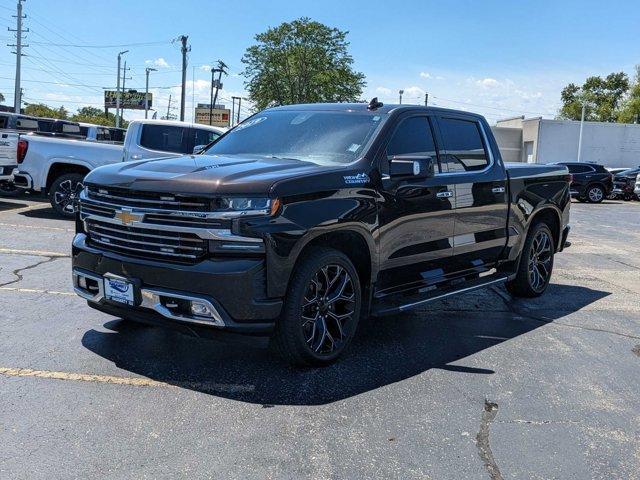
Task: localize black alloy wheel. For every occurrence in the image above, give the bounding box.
[301,264,356,355]
[272,248,362,367]
[49,173,84,218]
[527,228,553,294]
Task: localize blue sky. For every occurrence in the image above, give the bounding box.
[0,0,638,123]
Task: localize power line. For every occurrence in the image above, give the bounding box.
[27,40,171,48]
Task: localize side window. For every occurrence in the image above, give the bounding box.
[192,128,220,147]
[439,117,489,172]
[140,125,189,153]
[567,164,592,174]
[16,118,38,131]
[385,116,438,172]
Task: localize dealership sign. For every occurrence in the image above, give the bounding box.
[104,90,152,110]
[194,107,230,128]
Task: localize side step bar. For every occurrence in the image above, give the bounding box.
[371,274,510,317]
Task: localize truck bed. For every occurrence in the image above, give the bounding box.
[504,162,569,180]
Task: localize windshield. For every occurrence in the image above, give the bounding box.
[204,110,386,166]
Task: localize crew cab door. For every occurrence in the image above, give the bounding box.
[376,115,456,292]
[433,115,509,273]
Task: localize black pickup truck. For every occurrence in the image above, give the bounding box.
[72,101,571,366]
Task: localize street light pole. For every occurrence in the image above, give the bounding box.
[115,50,128,128]
[399,89,404,104]
[577,103,586,162]
[145,67,156,119]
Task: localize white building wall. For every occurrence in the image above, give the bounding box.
[535,120,640,168]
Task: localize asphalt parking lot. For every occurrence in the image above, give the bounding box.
[0,195,639,480]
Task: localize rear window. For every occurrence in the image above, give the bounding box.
[140,124,189,153]
[566,164,593,174]
[61,123,81,134]
[438,117,489,172]
[193,128,220,147]
[0,115,6,129]
[16,118,39,131]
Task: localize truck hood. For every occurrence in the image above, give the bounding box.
[84,154,331,196]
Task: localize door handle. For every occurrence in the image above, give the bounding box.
[491,187,506,194]
[436,190,454,198]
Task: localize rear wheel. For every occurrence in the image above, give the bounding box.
[507,222,555,298]
[586,185,604,203]
[271,248,362,367]
[49,173,84,218]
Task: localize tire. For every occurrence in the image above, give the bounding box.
[506,222,555,298]
[0,180,22,197]
[49,173,84,218]
[586,184,604,203]
[271,247,362,367]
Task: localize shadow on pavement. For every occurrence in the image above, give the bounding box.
[19,207,72,221]
[82,283,609,406]
[0,200,30,212]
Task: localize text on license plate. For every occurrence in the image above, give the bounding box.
[104,276,134,305]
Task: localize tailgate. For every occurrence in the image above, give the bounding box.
[0,131,18,166]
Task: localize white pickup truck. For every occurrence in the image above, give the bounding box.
[13,119,224,216]
[0,131,24,196]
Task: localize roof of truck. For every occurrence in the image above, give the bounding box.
[128,119,224,132]
[267,102,486,119]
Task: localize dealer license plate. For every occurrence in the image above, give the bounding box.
[104,275,135,305]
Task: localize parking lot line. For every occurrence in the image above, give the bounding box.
[0,367,255,393]
[0,247,69,257]
[0,286,74,296]
[0,222,72,232]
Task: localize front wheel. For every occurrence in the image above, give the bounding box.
[586,185,604,203]
[271,248,362,367]
[506,222,555,298]
[49,173,84,218]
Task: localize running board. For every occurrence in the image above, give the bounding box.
[371,274,509,317]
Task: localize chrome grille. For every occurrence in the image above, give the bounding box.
[86,184,210,211]
[86,219,207,262]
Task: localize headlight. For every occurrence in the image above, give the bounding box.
[214,197,280,216]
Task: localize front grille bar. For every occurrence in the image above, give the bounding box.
[87,228,205,252]
[90,237,200,259]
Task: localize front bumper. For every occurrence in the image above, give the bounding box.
[72,233,282,336]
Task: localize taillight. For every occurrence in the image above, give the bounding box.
[17,139,28,164]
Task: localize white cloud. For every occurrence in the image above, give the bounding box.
[145,57,170,68]
[476,78,502,89]
[403,86,425,97]
[419,72,432,79]
[199,64,211,71]
[376,86,392,95]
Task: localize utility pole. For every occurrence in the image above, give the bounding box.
[120,61,131,123]
[8,0,28,114]
[399,89,404,104]
[166,94,172,120]
[231,96,240,127]
[424,93,429,106]
[577,103,586,162]
[115,50,128,128]
[145,67,156,119]
[237,97,241,125]
[208,60,228,126]
[179,35,190,121]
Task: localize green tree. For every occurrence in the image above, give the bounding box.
[241,17,366,110]
[616,66,640,123]
[558,72,629,122]
[71,106,124,127]
[23,103,69,119]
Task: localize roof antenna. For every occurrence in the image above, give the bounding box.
[368,97,383,110]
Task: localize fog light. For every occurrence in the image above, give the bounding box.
[78,276,87,289]
[190,301,214,318]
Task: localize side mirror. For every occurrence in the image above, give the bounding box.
[389,155,435,179]
[193,144,206,154]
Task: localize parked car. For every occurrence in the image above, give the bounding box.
[13,120,224,216]
[634,173,640,198]
[0,112,41,132]
[611,166,640,200]
[72,102,571,366]
[555,162,613,203]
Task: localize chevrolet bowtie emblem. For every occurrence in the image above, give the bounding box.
[114,209,143,226]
